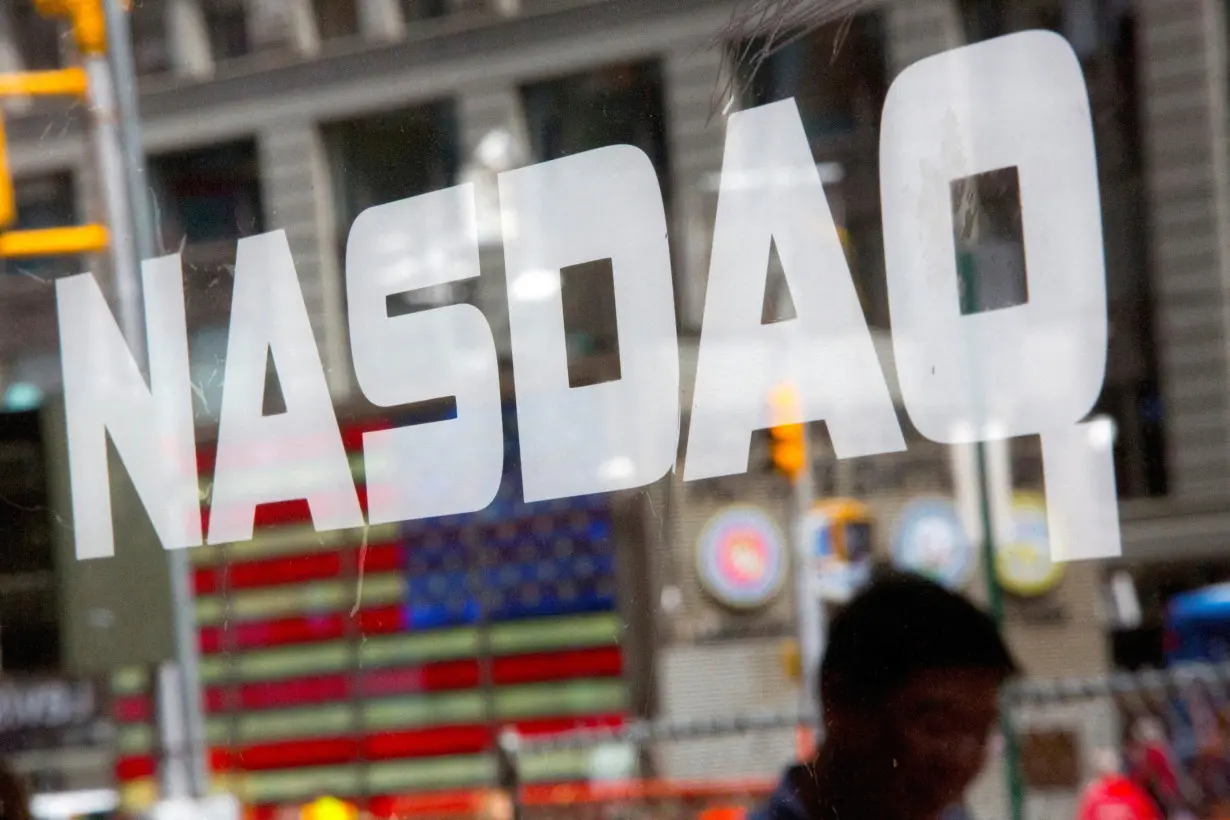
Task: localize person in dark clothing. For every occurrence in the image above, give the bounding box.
[751,572,1018,820]
[0,761,31,820]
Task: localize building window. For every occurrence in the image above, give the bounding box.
[324,101,460,278]
[149,140,265,328]
[734,13,889,328]
[740,14,887,142]
[520,61,670,364]
[11,0,62,70]
[0,173,79,282]
[401,0,450,23]
[521,61,671,202]
[201,0,249,61]
[314,0,360,40]
[129,0,171,75]
[959,0,1162,497]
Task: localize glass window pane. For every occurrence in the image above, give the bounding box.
[401,0,450,23]
[201,0,250,61]
[0,172,79,281]
[324,102,459,236]
[11,0,61,69]
[150,140,265,330]
[314,0,360,40]
[129,0,171,76]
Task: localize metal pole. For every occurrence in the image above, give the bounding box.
[497,729,522,820]
[82,55,142,366]
[790,428,822,733]
[101,0,157,277]
[101,0,210,799]
[958,247,1024,820]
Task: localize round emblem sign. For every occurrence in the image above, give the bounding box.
[696,505,787,610]
[892,498,974,590]
[996,493,1064,597]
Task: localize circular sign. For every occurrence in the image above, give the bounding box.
[696,505,787,610]
[805,500,873,604]
[996,493,1064,597]
[892,498,974,590]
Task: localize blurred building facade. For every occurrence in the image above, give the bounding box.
[0,0,1228,811]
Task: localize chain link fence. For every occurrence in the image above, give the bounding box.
[502,711,809,820]
[1002,663,1230,820]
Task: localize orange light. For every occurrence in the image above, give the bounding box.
[0,117,13,230]
[768,383,805,479]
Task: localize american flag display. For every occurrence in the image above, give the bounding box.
[110,405,631,814]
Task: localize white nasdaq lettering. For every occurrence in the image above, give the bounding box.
[57,256,202,560]
[208,231,364,545]
[499,145,680,501]
[347,184,503,524]
[881,31,1118,560]
[684,100,905,482]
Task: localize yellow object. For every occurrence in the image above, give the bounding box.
[0,67,89,98]
[33,0,107,55]
[994,492,1064,597]
[302,796,359,820]
[768,383,806,479]
[0,224,109,258]
[0,116,13,230]
[811,498,874,563]
[780,638,801,681]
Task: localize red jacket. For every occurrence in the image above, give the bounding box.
[1077,774,1164,820]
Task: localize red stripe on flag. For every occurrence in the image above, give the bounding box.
[200,614,347,654]
[359,660,480,697]
[113,695,152,723]
[196,645,624,710]
[492,646,622,685]
[511,713,626,737]
[362,725,491,760]
[356,605,405,635]
[227,550,346,588]
[199,605,406,655]
[116,755,156,781]
[200,486,372,534]
[205,687,227,713]
[238,737,360,771]
[360,543,405,574]
[369,791,483,819]
[195,566,219,595]
[232,726,492,771]
[232,675,351,711]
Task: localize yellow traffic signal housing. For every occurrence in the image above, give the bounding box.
[768,383,806,479]
[0,115,13,230]
[33,0,107,55]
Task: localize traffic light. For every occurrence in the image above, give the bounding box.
[0,115,13,230]
[768,383,805,480]
[33,0,107,55]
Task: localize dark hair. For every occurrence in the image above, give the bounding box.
[819,571,1017,710]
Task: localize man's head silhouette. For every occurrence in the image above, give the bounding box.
[816,571,1018,819]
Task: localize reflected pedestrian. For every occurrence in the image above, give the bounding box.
[750,573,1017,820]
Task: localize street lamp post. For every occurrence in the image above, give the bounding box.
[101,0,210,799]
